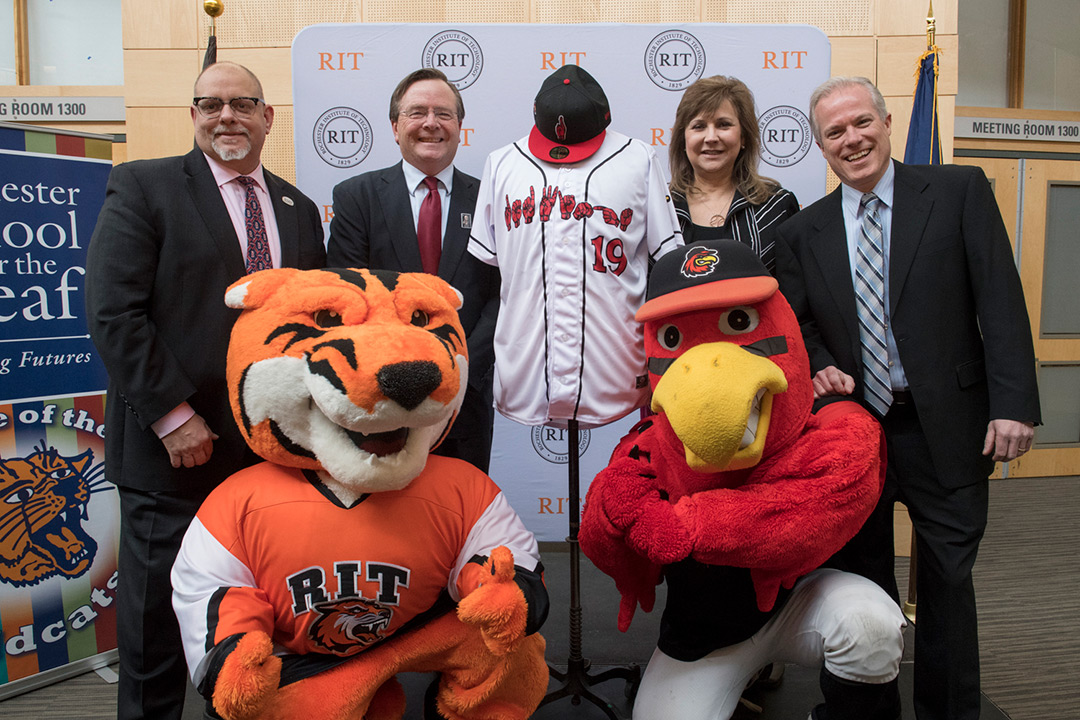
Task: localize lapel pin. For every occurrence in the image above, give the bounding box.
[282,196,295,207]
[461,213,472,229]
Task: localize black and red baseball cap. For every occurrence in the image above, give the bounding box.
[528,65,611,164]
[637,240,778,322]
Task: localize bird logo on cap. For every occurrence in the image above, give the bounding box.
[681,247,720,278]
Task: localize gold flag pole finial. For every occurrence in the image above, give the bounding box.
[926,1,936,48]
[204,0,224,36]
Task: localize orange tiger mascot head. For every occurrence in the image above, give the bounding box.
[224,267,467,493]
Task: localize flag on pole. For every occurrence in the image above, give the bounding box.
[904,47,942,165]
[203,34,217,69]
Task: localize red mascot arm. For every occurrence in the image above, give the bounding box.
[580,427,681,632]
[675,402,886,611]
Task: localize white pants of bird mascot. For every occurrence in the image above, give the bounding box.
[633,568,904,720]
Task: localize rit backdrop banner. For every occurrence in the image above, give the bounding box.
[292,24,830,539]
[0,123,118,696]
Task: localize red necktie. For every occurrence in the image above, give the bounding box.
[417,176,442,275]
[237,175,272,273]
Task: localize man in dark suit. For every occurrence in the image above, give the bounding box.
[327,68,498,472]
[775,76,1040,720]
[85,62,325,720]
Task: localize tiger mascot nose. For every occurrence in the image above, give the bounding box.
[377,361,442,411]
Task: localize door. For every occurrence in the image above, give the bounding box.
[957,156,1080,478]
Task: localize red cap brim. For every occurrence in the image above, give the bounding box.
[528,125,606,164]
[636,276,778,322]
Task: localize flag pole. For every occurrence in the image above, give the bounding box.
[203,0,224,69]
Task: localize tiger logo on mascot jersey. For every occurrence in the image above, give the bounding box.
[224,267,468,494]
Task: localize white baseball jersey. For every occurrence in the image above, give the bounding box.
[469,130,682,428]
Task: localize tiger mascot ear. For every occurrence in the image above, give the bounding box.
[224,267,469,497]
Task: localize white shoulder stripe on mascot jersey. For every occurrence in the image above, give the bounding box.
[449,490,543,602]
[171,516,258,687]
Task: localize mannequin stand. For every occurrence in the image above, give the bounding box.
[538,420,641,719]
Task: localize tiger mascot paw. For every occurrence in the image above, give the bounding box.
[212,631,281,720]
[457,546,528,656]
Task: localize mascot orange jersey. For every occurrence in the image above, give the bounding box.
[173,456,538,682]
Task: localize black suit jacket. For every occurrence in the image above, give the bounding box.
[86,148,326,493]
[326,163,499,462]
[775,161,1040,487]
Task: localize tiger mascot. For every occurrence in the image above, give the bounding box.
[171,267,549,720]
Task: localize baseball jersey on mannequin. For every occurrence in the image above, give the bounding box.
[469,65,683,428]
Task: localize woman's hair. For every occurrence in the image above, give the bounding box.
[668,75,779,204]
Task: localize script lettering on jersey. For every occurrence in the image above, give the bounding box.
[287,560,411,615]
[504,185,635,276]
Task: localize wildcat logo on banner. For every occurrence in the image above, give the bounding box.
[0,123,118,694]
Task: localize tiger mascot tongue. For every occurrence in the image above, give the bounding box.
[171,268,548,720]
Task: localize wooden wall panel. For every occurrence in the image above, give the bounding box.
[876,0,957,36]
[216,48,294,106]
[122,0,198,49]
[706,0,872,36]
[124,50,203,107]
[830,36,877,78]
[363,0,527,23]
[534,0,697,23]
[877,34,959,96]
[123,107,196,163]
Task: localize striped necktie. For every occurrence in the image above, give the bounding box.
[237,175,272,273]
[855,192,891,416]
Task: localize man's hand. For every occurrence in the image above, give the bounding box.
[161,413,218,468]
[812,366,856,399]
[983,418,1035,462]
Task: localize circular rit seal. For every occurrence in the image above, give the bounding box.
[758,105,813,168]
[644,30,706,91]
[422,30,483,90]
[531,425,591,464]
[312,107,373,169]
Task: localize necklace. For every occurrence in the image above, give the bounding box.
[693,185,735,228]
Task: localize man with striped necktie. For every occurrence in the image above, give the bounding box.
[775,76,1040,720]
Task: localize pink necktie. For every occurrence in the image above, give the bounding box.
[237,175,272,273]
[417,176,442,275]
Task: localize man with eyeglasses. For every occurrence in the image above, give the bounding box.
[327,68,499,473]
[86,61,325,720]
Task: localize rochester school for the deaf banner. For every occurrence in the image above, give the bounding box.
[291,24,830,539]
[0,123,118,696]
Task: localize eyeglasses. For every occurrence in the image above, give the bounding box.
[193,96,264,118]
[399,107,457,123]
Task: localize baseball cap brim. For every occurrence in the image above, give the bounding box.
[636,276,778,322]
[528,125,606,164]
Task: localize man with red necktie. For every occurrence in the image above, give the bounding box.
[327,68,499,473]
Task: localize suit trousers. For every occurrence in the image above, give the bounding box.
[116,485,206,720]
[883,401,988,720]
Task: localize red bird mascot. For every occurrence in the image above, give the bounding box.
[580,240,906,720]
[171,268,548,720]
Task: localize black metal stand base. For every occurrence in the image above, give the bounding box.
[539,420,642,719]
[541,658,641,718]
